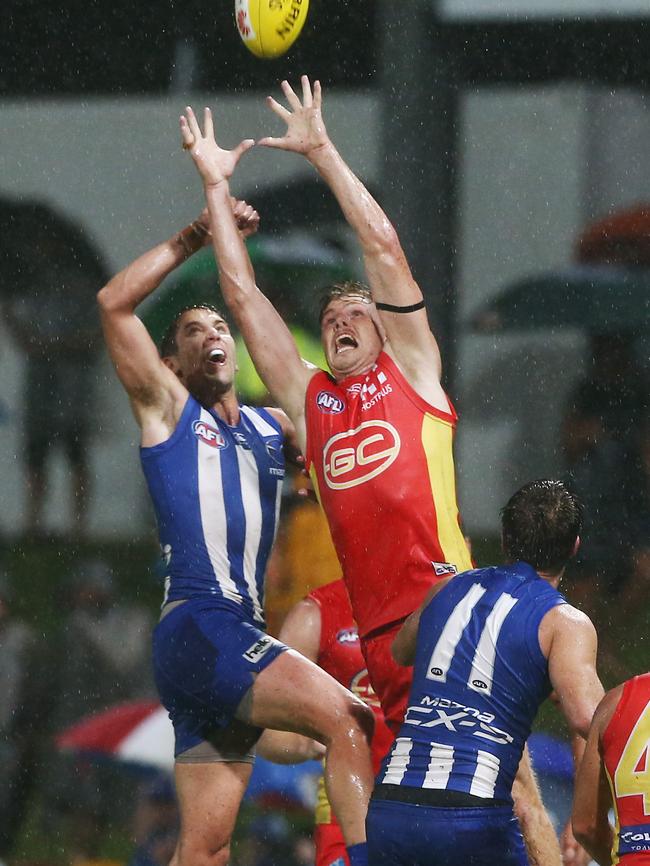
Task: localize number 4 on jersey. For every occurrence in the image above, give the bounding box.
[614,700,650,815]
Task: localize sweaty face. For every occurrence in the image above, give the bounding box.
[170,309,237,391]
[320,296,385,380]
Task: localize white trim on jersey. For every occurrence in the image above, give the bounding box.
[235,444,264,622]
[382,737,413,785]
[426,583,487,683]
[240,405,278,437]
[422,741,455,789]
[468,593,518,696]
[470,749,500,798]
[197,407,243,606]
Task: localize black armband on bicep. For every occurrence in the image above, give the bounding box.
[374,299,425,314]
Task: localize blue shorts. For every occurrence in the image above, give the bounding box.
[152,598,287,758]
[367,799,529,866]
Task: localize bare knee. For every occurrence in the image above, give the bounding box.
[324,694,374,748]
[176,837,231,866]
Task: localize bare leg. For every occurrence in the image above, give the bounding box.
[238,648,374,846]
[512,745,561,866]
[173,754,253,866]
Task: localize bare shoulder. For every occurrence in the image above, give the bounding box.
[551,602,595,629]
[538,602,596,657]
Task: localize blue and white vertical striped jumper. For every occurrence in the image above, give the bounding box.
[379,562,566,803]
[140,395,285,625]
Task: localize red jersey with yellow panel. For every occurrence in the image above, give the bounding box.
[305,351,472,639]
[603,673,650,865]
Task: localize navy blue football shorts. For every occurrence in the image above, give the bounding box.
[367,799,529,866]
[152,598,287,760]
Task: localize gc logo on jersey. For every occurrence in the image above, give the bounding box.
[316,390,345,414]
[322,421,401,489]
[192,421,226,448]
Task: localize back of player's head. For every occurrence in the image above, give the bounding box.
[159,303,228,357]
[318,280,373,324]
[501,479,583,574]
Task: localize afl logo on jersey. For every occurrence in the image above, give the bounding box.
[192,421,226,448]
[336,627,359,645]
[323,420,400,490]
[316,390,345,414]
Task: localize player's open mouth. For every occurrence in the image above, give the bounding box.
[207,348,227,365]
[335,334,358,353]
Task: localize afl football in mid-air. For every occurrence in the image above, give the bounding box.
[235,0,310,59]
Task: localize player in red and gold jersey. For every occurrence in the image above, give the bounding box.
[304,337,472,731]
[259,579,394,866]
[183,74,564,864]
[573,673,650,865]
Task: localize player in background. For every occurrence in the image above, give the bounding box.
[97,199,374,866]
[365,479,604,866]
[258,578,394,866]
[572,672,650,866]
[180,78,565,864]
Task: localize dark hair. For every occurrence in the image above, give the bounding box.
[318,280,373,324]
[501,479,583,573]
[159,303,227,357]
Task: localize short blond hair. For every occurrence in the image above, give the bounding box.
[318,281,372,324]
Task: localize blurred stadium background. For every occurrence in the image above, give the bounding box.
[1,2,649,864]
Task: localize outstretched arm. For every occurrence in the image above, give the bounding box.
[259,77,447,409]
[180,107,316,446]
[97,216,208,438]
[98,204,257,442]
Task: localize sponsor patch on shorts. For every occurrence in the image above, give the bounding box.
[243,636,274,663]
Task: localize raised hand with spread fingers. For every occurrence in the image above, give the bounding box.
[258,75,330,157]
[180,106,255,187]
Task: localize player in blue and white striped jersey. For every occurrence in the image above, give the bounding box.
[98,191,374,866]
[367,479,605,866]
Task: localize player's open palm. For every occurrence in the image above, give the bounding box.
[180,106,254,186]
[259,76,329,156]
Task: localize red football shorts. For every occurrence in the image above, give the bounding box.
[361,621,413,733]
[314,821,348,866]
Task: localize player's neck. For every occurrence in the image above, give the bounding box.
[332,357,380,383]
[538,568,564,588]
[194,385,241,425]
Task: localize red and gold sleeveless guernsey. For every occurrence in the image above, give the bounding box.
[602,673,650,865]
[308,579,394,866]
[305,350,472,639]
